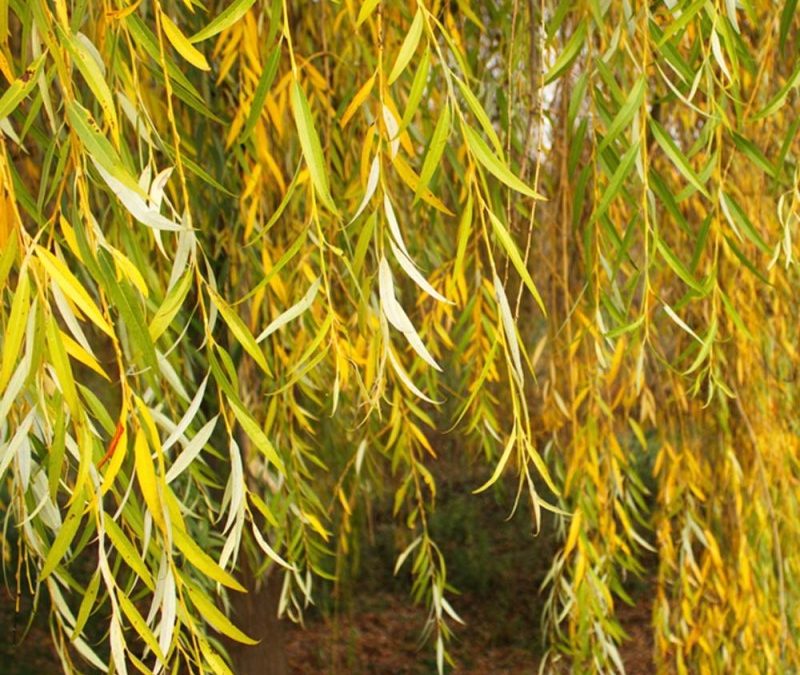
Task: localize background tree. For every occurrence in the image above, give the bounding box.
[0,0,798,673]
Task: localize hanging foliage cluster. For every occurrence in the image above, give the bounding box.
[0,0,798,672]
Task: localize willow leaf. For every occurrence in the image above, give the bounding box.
[290,81,337,213]
[191,0,258,43]
[463,124,543,199]
[387,9,424,85]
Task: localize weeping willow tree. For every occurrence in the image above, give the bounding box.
[1,0,799,672]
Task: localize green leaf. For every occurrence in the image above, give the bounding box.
[655,235,706,294]
[723,234,770,284]
[97,253,160,382]
[65,100,142,196]
[352,211,376,277]
[780,0,798,50]
[415,103,450,201]
[241,46,281,142]
[40,492,85,579]
[173,527,246,592]
[71,570,101,640]
[48,400,66,501]
[399,48,430,132]
[45,318,79,418]
[191,0,258,43]
[56,26,119,139]
[464,124,544,199]
[0,53,47,119]
[228,396,286,475]
[656,0,705,46]
[598,77,644,152]
[105,517,156,590]
[593,141,639,221]
[290,81,337,213]
[210,289,272,376]
[488,211,546,314]
[149,271,194,341]
[650,119,710,199]
[455,76,504,157]
[388,9,424,85]
[753,62,800,120]
[356,0,381,27]
[544,20,586,84]
[720,192,770,253]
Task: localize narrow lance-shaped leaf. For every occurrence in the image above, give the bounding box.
[185,584,257,644]
[210,289,272,376]
[544,20,586,84]
[55,26,119,140]
[494,275,524,386]
[649,119,710,198]
[162,13,210,71]
[173,527,246,592]
[190,0,258,43]
[463,124,544,200]
[290,81,338,214]
[415,103,450,201]
[0,53,47,119]
[65,100,142,195]
[40,490,85,579]
[104,517,156,590]
[35,246,115,338]
[256,277,321,343]
[387,9,424,85]
[487,211,547,314]
[341,72,376,128]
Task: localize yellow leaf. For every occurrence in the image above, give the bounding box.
[173,528,245,592]
[185,584,256,644]
[473,429,516,494]
[58,217,84,262]
[117,592,166,663]
[134,428,165,531]
[60,330,110,381]
[107,0,142,20]
[0,270,29,391]
[301,510,331,542]
[564,510,582,557]
[337,487,351,516]
[35,246,115,338]
[392,154,454,215]
[161,13,210,71]
[109,247,149,297]
[340,73,375,128]
[100,426,128,494]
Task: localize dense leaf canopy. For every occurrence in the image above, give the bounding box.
[0,0,799,672]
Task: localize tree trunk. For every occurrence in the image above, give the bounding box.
[225,566,289,675]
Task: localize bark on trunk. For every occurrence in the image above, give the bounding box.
[225,567,289,675]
